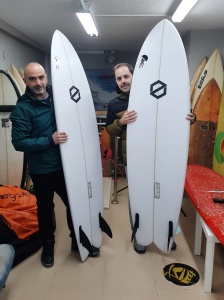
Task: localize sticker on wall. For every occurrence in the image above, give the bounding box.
[163,263,200,286]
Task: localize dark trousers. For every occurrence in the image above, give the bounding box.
[30,169,76,244]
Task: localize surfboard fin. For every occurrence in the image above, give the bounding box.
[167,221,173,252]
[79,226,92,253]
[99,213,113,238]
[131,213,139,242]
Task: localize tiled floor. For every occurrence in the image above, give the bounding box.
[1,179,224,300]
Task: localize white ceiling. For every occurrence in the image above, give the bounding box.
[0,0,224,53]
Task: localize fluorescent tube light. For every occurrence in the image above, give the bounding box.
[172,0,199,22]
[76,12,99,37]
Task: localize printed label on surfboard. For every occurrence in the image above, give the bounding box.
[154,182,160,199]
[88,182,92,199]
[1,118,9,127]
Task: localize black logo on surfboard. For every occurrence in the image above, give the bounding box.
[69,86,81,103]
[198,69,208,89]
[55,56,61,69]
[150,80,167,99]
[139,55,148,68]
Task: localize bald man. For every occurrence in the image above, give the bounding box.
[10,63,99,267]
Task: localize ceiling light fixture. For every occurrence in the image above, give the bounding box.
[172,0,199,22]
[76,12,99,37]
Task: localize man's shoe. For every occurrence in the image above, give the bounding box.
[88,246,100,257]
[41,239,55,267]
[71,240,100,257]
[71,238,79,253]
[134,241,146,254]
[171,241,177,250]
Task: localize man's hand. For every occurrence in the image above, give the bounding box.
[186,112,196,124]
[52,131,68,144]
[120,110,137,125]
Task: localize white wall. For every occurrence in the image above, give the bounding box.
[0,27,137,85]
[183,29,224,79]
[0,29,46,77]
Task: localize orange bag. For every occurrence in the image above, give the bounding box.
[0,185,39,240]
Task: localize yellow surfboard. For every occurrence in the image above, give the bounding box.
[8,64,26,94]
[18,66,25,80]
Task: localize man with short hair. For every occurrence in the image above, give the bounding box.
[10,62,99,267]
[106,62,195,253]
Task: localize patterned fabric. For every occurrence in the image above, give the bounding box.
[185,165,224,245]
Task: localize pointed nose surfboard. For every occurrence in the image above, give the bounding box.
[51,30,111,261]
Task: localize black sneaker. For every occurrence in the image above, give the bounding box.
[171,241,177,250]
[71,238,79,253]
[71,240,100,257]
[88,246,100,257]
[41,239,55,267]
[134,241,146,254]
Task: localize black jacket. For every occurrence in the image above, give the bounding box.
[106,86,129,165]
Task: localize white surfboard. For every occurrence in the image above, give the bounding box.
[8,64,26,95]
[51,30,112,261]
[190,56,208,102]
[191,49,223,110]
[0,70,24,187]
[18,67,25,81]
[127,19,190,253]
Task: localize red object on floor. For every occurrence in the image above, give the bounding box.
[185,164,224,245]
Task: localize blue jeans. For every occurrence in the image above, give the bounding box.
[0,244,15,291]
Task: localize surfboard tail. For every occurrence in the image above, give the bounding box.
[79,226,92,253]
[131,213,139,242]
[99,213,113,238]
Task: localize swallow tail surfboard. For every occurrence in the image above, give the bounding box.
[127,19,190,253]
[51,30,112,261]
